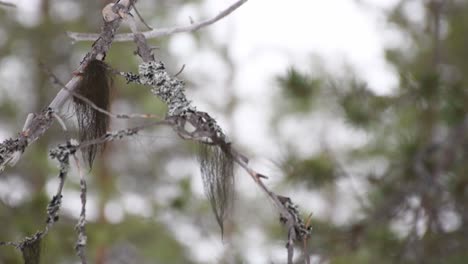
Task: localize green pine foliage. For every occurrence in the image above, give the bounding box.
[274,1,468,263]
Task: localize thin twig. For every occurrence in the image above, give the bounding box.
[67,0,248,42]
[43,64,163,120]
[77,120,173,150]
[174,64,186,77]
[131,3,152,30]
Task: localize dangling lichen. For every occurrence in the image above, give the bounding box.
[198,143,235,236]
[73,59,112,168]
[122,62,237,235]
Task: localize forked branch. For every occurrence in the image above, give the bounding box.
[67,0,248,42]
[0,0,136,173]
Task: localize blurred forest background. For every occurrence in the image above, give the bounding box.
[0,0,467,263]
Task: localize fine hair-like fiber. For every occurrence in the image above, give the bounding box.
[73,59,112,168]
[198,143,235,236]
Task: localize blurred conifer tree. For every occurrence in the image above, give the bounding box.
[273,1,468,263]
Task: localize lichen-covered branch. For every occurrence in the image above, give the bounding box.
[121,30,312,262]
[0,137,75,263]
[0,118,171,262]
[0,0,136,174]
[0,108,54,173]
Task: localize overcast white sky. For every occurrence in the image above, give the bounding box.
[167,0,406,161]
[205,0,401,94]
[7,0,403,93]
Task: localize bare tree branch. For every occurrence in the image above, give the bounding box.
[67,0,248,42]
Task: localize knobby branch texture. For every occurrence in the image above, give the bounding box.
[0,0,312,263]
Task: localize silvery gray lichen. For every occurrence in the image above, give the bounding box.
[123,61,229,144]
[103,127,139,140]
[46,194,63,224]
[0,138,27,172]
[137,61,194,116]
[279,196,312,241]
[49,140,78,176]
[122,61,234,233]
[0,107,55,172]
